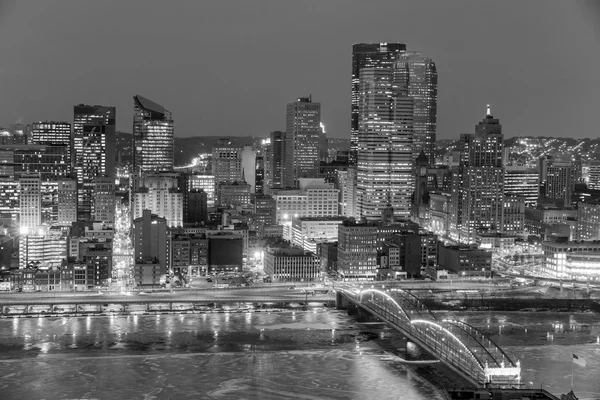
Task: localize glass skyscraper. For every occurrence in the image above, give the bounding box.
[351,43,407,166]
[356,67,414,221]
[73,104,116,222]
[133,95,174,174]
[285,96,321,188]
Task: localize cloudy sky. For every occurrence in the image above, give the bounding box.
[0,0,598,140]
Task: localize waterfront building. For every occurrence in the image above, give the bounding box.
[437,244,492,278]
[318,242,338,275]
[57,179,78,225]
[212,139,243,185]
[73,104,116,221]
[133,95,174,173]
[19,226,67,269]
[504,166,538,207]
[92,177,115,226]
[351,43,407,165]
[170,233,208,276]
[337,220,379,281]
[134,210,170,283]
[451,106,504,243]
[542,240,600,281]
[206,231,243,273]
[264,244,320,283]
[133,172,183,227]
[355,66,414,220]
[284,96,321,187]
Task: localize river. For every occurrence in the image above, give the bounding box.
[0,309,598,399]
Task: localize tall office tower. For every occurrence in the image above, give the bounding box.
[19,173,41,229]
[212,139,243,185]
[538,156,582,207]
[73,104,116,222]
[31,121,72,169]
[241,146,257,193]
[255,155,265,195]
[452,106,504,243]
[285,96,321,187]
[265,130,285,192]
[351,43,407,165]
[133,172,183,227]
[134,209,169,279]
[394,52,438,163]
[319,123,328,162]
[187,189,208,224]
[355,67,414,221]
[57,179,78,225]
[133,95,174,173]
[92,177,115,226]
[504,166,539,207]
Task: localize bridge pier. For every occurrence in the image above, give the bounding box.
[346,302,358,316]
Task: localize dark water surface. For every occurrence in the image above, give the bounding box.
[0,309,599,399]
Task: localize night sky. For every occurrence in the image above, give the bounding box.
[0,0,598,140]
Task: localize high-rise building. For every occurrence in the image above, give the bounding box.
[0,144,70,181]
[451,106,504,243]
[253,195,276,226]
[274,178,339,224]
[57,179,78,225]
[92,177,115,226]
[212,139,243,185]
[73,104,116,221]
[264,244,320,283]
[187,189,208,224]
[337,220,379,281]
[188,174,216,207]
[351,43,407,165]
[285,96,321,187]
[133,172,183,227]
[538,157,582,207]
[133,95,174,173]
[255,155,265,195]
[31,121,72,169]
[265,130,285,191]
[134,210,169,280]
[504,166,538,207]
[394,52,438,163]
[19,173,41,229]
[241,146,256,193]
[218,182,252,206]
[355,67,414,221]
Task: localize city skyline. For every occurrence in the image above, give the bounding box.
[0,1,598,140]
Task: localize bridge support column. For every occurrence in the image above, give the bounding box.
[347,302,358,316]
[168,302,173,311]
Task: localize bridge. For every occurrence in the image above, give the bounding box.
[336,285,521,387]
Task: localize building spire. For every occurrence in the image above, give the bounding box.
[486,104,491,116]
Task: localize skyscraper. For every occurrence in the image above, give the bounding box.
[212,138,243,185]
[31,121,72,170]
[351,43,407,165]
[355,67,414,221]
[265,130,285,191]
[19,173,41,230]
[451,106,504,243]
[394,52,438,163]
[133,95,174,173]
[285,96,321,188]
[73,104,116,222]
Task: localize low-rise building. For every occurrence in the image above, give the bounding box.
[437,244,492,278]
[291,216,344,252]
[264,244,320,283]
[542,240,600,281]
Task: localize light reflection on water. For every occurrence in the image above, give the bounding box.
[0,310,598,399]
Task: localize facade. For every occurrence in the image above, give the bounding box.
[285,96,321,187]
[170,233,209,276]
[575,202,600,240]
[394,52,438,163]
[542,241,600,281]
[264,245,320,283]
[31,121,72,169]
[265,130,285,191]
[212,140,243,185]
[134,210,169,277]
[73,104,116,221]
[218,182,251,206]
[92,177,115,226]
[504,166,538,208]
[207,232,243,272]
[429,192,451,237]
[351,43,407,165]
[133,95,174,173]
[78,240,113,288]
[187,190,208,224]
[291,217,345,252]
[133,172,183,227]
[355,67,414,220]
[188,174,216,207]
[524,206,577,236]
[254,195,276,226]
[19,226,68,269]
[437,244,492,278]
[0,126,28,145]
[0,179,19,222]
[57,179,78,225]
[452,107,504,243]
[274,179,339,224]
[255,155,265,195]
[337,221,379,281]
[0,144,70,181]
[19,173,41,229]
[538,157,582,206]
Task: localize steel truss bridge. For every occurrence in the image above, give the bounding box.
[336,286,521,387]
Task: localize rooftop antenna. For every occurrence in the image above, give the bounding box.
[486,104,491,116]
